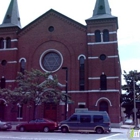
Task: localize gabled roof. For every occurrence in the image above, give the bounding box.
[0,0,21,28]
[18,9,86,36]
[86,0,116,21]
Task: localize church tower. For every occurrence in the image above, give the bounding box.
[86,0,121,126]
[0,0,21,90]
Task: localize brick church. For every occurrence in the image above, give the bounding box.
[0,0,122,127]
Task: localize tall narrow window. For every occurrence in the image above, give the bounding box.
[0,76,5,89]
[79,56,85,90]
[95,30,101,42]
[100,73,107,90]
[103,29,109,42]
[20,59,26,74]
[0,101,5,120]
[17,104,23,119]
[6,37,11,48]
[0,38,4,49]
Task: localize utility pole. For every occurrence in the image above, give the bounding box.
[62,67,68,120]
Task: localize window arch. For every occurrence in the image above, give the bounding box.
[95,30,101,42]
[0,38,4,49]
[6,37,11,48]
[99,101,109,113]
[20,59,26,74]
[103,29,109,42]
[100,73,107,90]
[79,56,85,90]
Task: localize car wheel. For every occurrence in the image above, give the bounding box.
[44,127,49,132]
[19,126,25,132]
[61,126,69,133]
[96,127,104,134]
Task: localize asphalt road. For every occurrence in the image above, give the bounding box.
[0,128,138,140]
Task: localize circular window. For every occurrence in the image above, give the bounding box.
[1,60,7,66]
[48,26,54,32]
[99,54,106,61]
[40,50,63,72]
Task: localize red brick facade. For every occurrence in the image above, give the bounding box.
[0,0,122,126]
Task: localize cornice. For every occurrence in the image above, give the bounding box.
[0,26,19,33]
[86,17,118,29]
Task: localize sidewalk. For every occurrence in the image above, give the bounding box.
[120,124,135,129]
[9,124,138,132]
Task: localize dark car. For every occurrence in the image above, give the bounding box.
[59,110,111,134]
[16,118,58,132]
[0,120,12,131]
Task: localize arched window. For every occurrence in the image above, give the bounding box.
[79,56,85,90]
[0,38,4,49]
[95,30,101,42]
[20,59,26,74]
[6,37,11,48]
[100,73,107,90]
[99,101,108,113]
[103,29,109,42]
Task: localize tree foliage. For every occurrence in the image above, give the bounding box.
[0,69,70,118]
[121,70,140,118]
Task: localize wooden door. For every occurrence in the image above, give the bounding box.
[44,103,57,121]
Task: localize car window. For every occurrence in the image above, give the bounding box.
[93,115,103,123]
[45,119,54,122]
[29,120,36,123]
[69,115,78,122]
[103,115,110,122]
[36,119,46,122]
[80,115,91,123]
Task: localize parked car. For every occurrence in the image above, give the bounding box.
[124,119,133,125]
[16,118,58,132]
[59,110,111,134]
[0,120,12,131]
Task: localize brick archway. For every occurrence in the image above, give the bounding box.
[95,97,112,106]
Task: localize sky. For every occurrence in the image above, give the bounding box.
[0,0,140,76]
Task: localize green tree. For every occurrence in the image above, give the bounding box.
[0,69,70,119]
[121,70,140,119]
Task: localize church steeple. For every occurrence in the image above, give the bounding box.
[87,0,116,21]
[0,0,21,28]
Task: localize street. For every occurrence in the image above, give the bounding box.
[0,128,139,140]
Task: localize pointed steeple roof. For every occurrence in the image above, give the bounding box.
[0,0,21,28]
[87,0,116,21]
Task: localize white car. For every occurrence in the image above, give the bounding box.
[0,121,12,130]
[124,119,133,125]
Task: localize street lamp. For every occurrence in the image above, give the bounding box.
[133,79,137,129]
[62,67,68,120]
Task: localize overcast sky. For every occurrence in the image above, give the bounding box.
[0,0,140,74]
